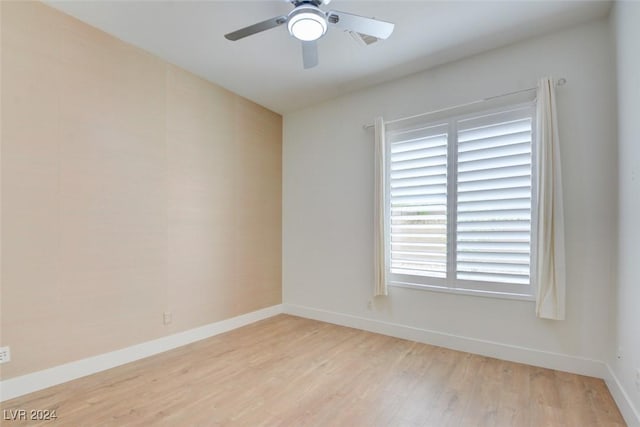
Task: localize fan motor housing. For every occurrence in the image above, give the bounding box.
[291,0,330,6]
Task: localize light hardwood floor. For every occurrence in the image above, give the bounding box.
[0,315,625,426]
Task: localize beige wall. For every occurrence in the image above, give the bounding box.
[0,1,282,379]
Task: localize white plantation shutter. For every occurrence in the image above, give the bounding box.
[456,108,533,286]
[385,104,536,297]
[388,124,449,279]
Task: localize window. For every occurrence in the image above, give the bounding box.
[386,104,536,299]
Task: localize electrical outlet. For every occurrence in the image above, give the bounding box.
[0,346,11,364]
[617,347,623,360]
[635,369,640,392]
[163,312,172,325]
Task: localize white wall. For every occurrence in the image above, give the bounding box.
[612,0,640,421]
[283,19,617,368]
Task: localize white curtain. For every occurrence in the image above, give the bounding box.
[373,117,388,296]
[535,78,566,320]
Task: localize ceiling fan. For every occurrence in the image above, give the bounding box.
[224,0,395,69]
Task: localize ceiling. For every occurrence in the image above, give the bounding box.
[47,1,611,114]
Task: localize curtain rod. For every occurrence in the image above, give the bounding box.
[363,78,567,130]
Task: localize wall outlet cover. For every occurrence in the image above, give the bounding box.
[163,312,172,325]
[0,346,11,363]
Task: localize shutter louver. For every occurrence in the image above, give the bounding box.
[456,114,533,285]
[389,125,448,278]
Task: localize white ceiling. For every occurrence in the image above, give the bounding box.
[47,1,611,114]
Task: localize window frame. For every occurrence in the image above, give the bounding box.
[385,102,538,301]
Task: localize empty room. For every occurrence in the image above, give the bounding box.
[1,0,638,425]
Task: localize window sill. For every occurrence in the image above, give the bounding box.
[389,281,536,302]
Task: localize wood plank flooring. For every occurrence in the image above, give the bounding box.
[0,315,625,426]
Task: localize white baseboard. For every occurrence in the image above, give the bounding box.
[0,304,283,402]
[283,303,606,379]
[605,364,640,427]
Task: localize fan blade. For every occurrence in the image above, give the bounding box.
[302,41,319,69]
[224,15,287,41]
[326,10,394,40]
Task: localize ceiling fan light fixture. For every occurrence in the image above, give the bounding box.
[224,2,394,69]
[287,7,327,41]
